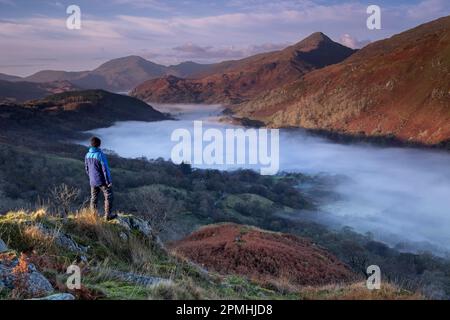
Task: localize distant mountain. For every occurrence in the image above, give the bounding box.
[130,33,356,104]
[0,80,79,103]
[25,70,88,83]
[0,73,22,82]
[166,61,214,78]
[23,57,214,92]
[232,16,450,146]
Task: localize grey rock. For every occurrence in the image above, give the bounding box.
[36,223,88,254]
[116,215,165,248]
[0,238,7,253]
[116,215,152,237]
[119,232,128,241]
[109,270,171,287]
[31,293,75,300]
[0,255,54,297]
[27,268,54,297]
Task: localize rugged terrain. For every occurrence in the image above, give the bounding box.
[232,16,450,146]
[0,211,421,300]
[130,33,355,104]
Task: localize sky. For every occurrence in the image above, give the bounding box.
[0,0,449,76]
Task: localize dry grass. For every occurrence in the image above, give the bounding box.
[299,282,423,300]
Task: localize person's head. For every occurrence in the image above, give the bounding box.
[90,136,101,148]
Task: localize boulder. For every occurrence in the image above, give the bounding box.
[0,253,54,298]
[0,238,7,253]
[115,215,164,248]
[116,215,152,237]
[35,223,88,254]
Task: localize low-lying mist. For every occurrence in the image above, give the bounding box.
[86,104,450,255]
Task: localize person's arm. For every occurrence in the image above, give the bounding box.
[100,152,112,186]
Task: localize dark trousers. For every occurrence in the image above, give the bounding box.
[90,185,113,218]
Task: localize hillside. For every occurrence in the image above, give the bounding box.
[1,139,447,299]
[0,90,167,139]
[0,80,79,103]
[130,33,356,104]
[170,223,356,287]
[24,57,214,92]
[0,211,421,300]
[0,73,22,82]
[232,16,450,146]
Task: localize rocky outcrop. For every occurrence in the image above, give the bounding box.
[115,215,164,248]
[116,215,153,237]
[35,223,88,255]
[0,253,54,297]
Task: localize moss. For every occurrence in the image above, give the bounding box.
[88,280,152,300]
[215,275,299,300]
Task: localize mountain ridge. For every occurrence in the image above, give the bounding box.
[130,32,356,104]
[231,15,450,145]
[22,57,215,92]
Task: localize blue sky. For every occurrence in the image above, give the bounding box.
[0,0,448,76]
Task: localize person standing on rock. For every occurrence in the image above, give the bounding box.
[85,137,116,220]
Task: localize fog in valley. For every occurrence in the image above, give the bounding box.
[86,104,450,255]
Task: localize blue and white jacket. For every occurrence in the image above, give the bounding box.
[85,147,112,187]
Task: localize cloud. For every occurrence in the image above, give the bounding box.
[339,34,370,49]
[0,0,449,75]
[111,0,172,11]
[172,42,292,61]
[406,0,449,19]
[173,43,245,59]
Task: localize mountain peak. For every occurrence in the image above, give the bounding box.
[293,32,335,51]
[306,32,332,41]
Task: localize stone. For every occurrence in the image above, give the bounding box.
[31,293,75,300]
[0,238,7,253]
[36,223,88,254]
[116,215,152,237]
[27,268,54,297]
[0,253,54,297]
[109,270,171,287]
[119,232,128,241]
[115,215,165,248]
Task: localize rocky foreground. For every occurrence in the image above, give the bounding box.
[0,210,421,300]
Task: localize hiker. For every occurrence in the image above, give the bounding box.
[85,137,116,220]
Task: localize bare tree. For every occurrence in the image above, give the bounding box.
[129,188,178,234]
[49,184,80,217]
